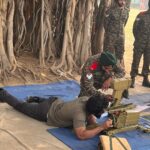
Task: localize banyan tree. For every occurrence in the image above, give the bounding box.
[0,0,131,82]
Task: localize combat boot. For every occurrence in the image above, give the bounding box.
[0,88,5,102]
[130,77,135,88]
[26,96,47,103]
[142,76,150,88]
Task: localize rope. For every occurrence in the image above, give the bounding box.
[109,135,128,150]
[109,136,113,150]
[115,136,128,150]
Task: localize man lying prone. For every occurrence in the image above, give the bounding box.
[0,89,112,140]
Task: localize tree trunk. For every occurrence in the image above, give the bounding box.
[80,0,94,65]
[92,0,112,54]
[7,0,17,70]
[0,0,132,81]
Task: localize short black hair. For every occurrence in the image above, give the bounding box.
[86,95,109,118]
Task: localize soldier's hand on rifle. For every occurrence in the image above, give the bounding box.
[102,77,112,91]
[104,94,114,102]
[87,114,97,124]
[102,119,113,130]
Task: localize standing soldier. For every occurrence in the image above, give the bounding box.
[130,1,150,88]
[103,0,129,69]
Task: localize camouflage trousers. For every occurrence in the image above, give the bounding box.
[130,48,150,77]
[103,33,125,60]
[78,83,103,97]
[78,88,90,97]
[103,33,125,70]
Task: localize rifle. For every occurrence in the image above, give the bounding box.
[106,78,150,135]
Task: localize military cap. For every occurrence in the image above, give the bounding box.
[99,51,117,66]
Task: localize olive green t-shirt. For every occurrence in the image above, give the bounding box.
[47,96,89,128]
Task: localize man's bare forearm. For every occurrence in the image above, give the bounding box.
[74,126,105,140]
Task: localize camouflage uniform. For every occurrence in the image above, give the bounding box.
[103,6,129,61]
[130,10,150,78]
[79,54,125,97]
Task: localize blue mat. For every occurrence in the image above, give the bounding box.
[48,116,150,150]
[48,128,99,150]
[3,80,150,150]
[4,80,80,101]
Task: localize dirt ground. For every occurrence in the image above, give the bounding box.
[0,52,78,88]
